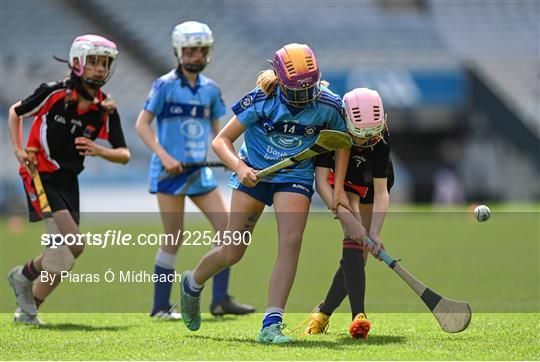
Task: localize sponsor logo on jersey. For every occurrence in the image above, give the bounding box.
[265,145,289,160]
[269,134,302,149]
[180,119,204,139]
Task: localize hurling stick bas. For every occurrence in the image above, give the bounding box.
[392,263,472,333]
[363,237,471,333]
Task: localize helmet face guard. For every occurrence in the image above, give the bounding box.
[273,43,321,107]
[172,21,214,73]
[344,88,386,144]
[351,128,384,148]
[69,35,118,88]
[279,82,321,107]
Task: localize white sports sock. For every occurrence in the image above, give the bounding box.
[155,249,176,269]
[187,271,203,291]
[264,306,284,317]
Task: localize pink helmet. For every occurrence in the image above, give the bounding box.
[69,35,118,87]
[343,88,386,141]
[272,43,321,107]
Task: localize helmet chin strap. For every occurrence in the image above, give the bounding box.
[64,73,106,125]
[181,63,206,73]
[67,72,99,101]
[82,77,106,89]
[174,47,209,74]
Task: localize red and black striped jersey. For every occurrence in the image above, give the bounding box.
[315,130,394,187]
[15,81,127,174]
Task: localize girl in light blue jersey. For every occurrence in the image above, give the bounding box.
[179,43,350,343]
[135,21,254,320]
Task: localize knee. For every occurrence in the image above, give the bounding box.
[279,234,303,254]
[222,248,244,267]
[214,215,229,233]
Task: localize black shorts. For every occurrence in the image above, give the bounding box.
[24,169,80,224]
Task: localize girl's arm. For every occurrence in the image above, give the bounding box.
[332,147,352,212]
[135,109,167,157]
[135,109,181,173]
[75,137,130,164]
[98,146,130,164]
[8,101,33,170]
[211,116,257,187]
[368,177,389,255]
[315,166,366,242]
[370,178,389,236]
[75,109,131,164]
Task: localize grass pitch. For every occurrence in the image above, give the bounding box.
[1,313,538,360]
[1,205,538,360]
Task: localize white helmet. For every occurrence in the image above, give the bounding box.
[172,21,214,72]
[69,34,118,88]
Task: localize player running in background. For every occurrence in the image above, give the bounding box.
[7,35,131,324]
[303,88,393,340]
[135,21,255,320]
[179,43,350,344]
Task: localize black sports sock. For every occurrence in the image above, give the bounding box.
[319,265,347,316]
[342,240,366,319]
[21,260,40,281]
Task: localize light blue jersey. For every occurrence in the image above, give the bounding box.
[229,86,346,186]
[144,69,226,195]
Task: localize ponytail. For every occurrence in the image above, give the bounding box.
[256,69,279,96]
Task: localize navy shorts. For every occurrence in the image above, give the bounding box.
[236,182,314,206]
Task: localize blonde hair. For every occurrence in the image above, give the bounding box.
[256,69,279,96]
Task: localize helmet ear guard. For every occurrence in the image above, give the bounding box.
[172,21,214,72]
